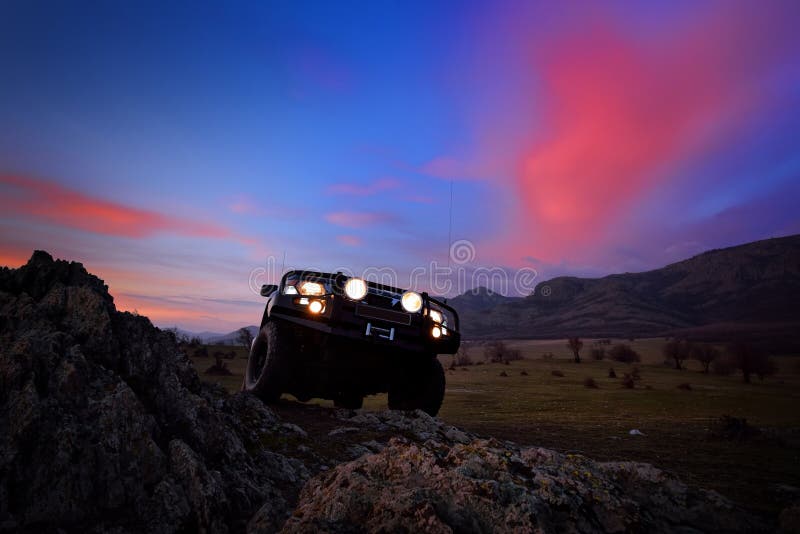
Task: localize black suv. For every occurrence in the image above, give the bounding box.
[242,270,460,416]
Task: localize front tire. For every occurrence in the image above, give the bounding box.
[388,356,445,416]
[242,320,292,402]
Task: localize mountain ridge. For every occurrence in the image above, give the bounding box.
[451,234,800,348]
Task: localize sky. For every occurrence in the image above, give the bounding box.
[1,0,799,332]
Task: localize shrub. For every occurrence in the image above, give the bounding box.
[484,341,522,364]
[583,377,599,388]
[506,348,523,362]
[499,371,508,377]
[608,367,617,378]
[590,348,605,361]
[677,382,692,391]
[609,344,641,363]
[520,370,528,376]
[452,346,473,367]
[708,415,760,441]
[193,346,209,358]
[620,374,635,389]
[551,370,564,377]
[630,366,642,381]
[205,354,232,376]
[484,341,501,362]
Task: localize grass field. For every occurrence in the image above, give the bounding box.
[190,338,800,518]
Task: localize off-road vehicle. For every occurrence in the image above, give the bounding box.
[242,270,460,415]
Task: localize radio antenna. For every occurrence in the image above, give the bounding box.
[447,180,453,270]
[281,251,286,275]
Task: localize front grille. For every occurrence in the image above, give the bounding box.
[356,303,411,325]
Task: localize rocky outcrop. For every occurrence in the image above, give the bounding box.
[1,252,769,532]
[282,436,760,533]
[0,252,306,532]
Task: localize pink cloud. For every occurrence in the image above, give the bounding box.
[325,211,393,228]
[327,177,401,196]
[228,197,262,215]
[336,234,362,246]
[491,5,796,264]
[0,174,254,245]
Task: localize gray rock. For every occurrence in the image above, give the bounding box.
[283,437,767,533]
[327,426,359,437]
[0,252,306,532]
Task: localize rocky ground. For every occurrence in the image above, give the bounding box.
[0,252,784,532]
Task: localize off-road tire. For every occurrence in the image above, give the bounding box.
[388,357,445,416]
[242,320,292,402]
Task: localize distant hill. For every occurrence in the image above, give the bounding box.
[453,235,800,350]
[166,326,259,345]
[169,328,226,344]
[448,286,522,314]
[207,325,259,345]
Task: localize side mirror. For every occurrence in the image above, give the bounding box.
[260,284,278,297]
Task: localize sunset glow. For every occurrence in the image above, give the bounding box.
[2,1,798,331]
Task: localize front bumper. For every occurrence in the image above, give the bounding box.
[269,292,460,354]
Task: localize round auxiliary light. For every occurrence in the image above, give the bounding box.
[298,281,326,296]
[401,291,423,313]
[308,300,324,314]
[431,326,442,338]
[344,278,368,300]
[429,309,443,323]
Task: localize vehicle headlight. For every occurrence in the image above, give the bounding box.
[298,281,326,296]
[401,291,423,313]
[344,278,368,300]
[429,309,443,323]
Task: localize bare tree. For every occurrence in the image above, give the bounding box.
[609,344,640,363]
[451,345,473,367]
[726,342,775,383]
[663,339,692,370]
[567,337,583,363]
[690,344,720,374]
[236,327,254,348]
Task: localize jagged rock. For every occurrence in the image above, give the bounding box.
[283,437,766,533]
[0,252,307,532]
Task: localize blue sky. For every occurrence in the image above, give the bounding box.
[2,0,799,331]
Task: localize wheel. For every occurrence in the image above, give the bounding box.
[388,356,445,416]
[242,320,292,402]
[333,392,363,410]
